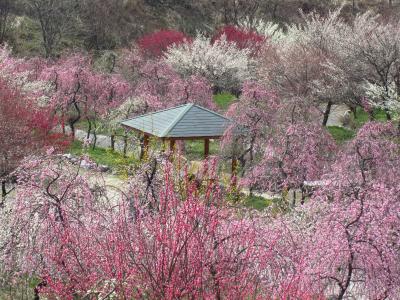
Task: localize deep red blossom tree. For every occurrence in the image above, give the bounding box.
[212,25,265,55]
[0,79,68,200]
[138,29,191,58]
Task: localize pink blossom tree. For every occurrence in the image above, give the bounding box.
[3,155,272,299]
[294,122,400,299]
[40,53,131,143]
[244,122,336,197]
[0,45,51,98]
[135,60,215,111]
[222,81,278,177]
[3,122,400,299]
[223,81,336,198]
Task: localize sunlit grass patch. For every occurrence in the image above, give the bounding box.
[327,126,355,143]
[68,140,137,168]
[214,92,236,110]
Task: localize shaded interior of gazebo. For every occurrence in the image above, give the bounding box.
[121,103,232,159]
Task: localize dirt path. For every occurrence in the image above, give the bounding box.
[324,104,350,127]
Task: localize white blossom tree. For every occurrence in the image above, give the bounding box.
[348,12,400,120]
[165,34,255,93]
[258,8,365,125]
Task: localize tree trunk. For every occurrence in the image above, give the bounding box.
[86,119,92,139]
[33,281,46,300]
[111,134,115,151]
[368,110,374,121]
[69,121,75,139]
[91,120,97,150]
[123,135,128,158]
[322,101,333,127]
[300,185,306,205]
[92,132,97,150]
[385,109,392,121]
[61,116,66,134]
[69,102,81,139]
[397,121,400,136]
[291,189,296,207]
[350,105,357,119]
[1,180,6,201]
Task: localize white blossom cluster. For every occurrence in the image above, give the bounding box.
[164,34,255,91]
[257,7,400,116]
[104,96,146,132]
[364,82,400,112]
[239,18,286,43]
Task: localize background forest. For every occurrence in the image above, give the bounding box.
[0,0,399,57]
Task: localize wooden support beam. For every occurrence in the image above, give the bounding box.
[231,157,237,176]
[142,134,149,159]
[204,138,210,159]
[143,134,149,148]
[169,139,176,152]
[231,156,238,187]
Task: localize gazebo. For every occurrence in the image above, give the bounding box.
[121,103,232,159]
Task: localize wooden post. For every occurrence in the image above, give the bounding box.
[142,134,149,159]
[169,139,176,152]
[231,156,238,197]
[231,157,237,175]
[204,138,210,159]
[161,138,166,152]
[231,156,238,185]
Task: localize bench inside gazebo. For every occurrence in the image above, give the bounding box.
[120,103,232,159]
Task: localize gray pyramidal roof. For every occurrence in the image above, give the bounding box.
[121,103,232,138]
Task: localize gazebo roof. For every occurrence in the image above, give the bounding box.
[121,103,232,139]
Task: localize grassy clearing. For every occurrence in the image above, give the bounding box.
[69,140,137,168]
[214,92,236,110]
[185,139,220,161]
[327,126,355,143]
[0,275,40,299]
[243,195,272,210]
[327,107,390,143]
[351,107,388,128]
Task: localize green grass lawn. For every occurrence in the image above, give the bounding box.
[185,139,220,160]
[327,106,391,143]
[352,107,388,128]
[327,126,355,143]
[214,92,236,110]
[69,140,137,168]
[243,195,273,210]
